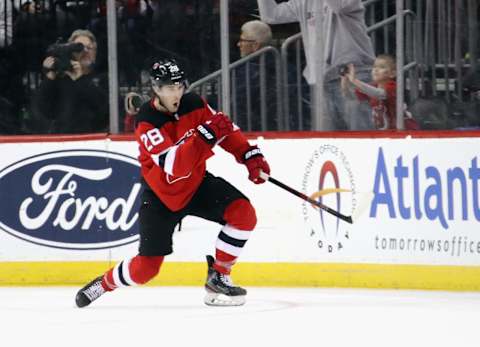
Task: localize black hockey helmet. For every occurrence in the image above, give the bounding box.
[150,58,188,87]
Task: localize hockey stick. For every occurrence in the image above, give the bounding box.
[259,171,353,224]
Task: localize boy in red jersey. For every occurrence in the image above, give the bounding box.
[341,54,398,130]
[75,58,270,307]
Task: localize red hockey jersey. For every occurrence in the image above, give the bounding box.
[356,80,397,130]
[134,92,250,211]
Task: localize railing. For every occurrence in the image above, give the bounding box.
[279,33,305,131]
[189,6,420,132]
[279,9,420,130]
[367,9,420,101]
[423,0,479,103]
[189,46,282,131]
[2,0,477,134]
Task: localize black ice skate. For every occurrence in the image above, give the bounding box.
[75,275,106,308]
[204,255,246,306]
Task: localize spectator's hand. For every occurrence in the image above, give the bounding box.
[341,64,358,99]
[243,145,270,184]
[125,92,143,115]
[65,60,84,81]
[43,56,57,80]
[345,63,356,82]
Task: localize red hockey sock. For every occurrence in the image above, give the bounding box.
[214,199,257,274]
[102,255,164,290]
[214,249,237,274]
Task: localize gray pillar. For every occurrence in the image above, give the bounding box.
[107,0,119,134]
[220,0,230,115]
[312,0,326,131]
[396,0,405,130]
[468,0,478,72]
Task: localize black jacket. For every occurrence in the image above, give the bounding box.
[31,72,109,134]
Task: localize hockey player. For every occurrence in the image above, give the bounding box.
[75,58,270,307]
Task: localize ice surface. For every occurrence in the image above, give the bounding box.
[1,286,479,347]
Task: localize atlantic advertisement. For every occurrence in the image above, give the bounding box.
[0,136,479,266]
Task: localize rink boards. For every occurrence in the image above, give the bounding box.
[0,131,480,290]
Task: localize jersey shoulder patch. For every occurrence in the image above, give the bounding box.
[177,92,205,116]
[135,102,172,129]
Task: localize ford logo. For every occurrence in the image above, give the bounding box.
[0,150,142,250]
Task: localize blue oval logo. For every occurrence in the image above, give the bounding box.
[0,150,141,250]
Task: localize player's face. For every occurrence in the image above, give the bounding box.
[155,84,185,113]
[372,58,395,83]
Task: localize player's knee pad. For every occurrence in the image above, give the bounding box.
[223,198,257,231]
[130,255,164,285]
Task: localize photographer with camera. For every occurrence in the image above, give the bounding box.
[123,91,145,132]
[31,29,108,134]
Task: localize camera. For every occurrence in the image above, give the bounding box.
[130,94,144,109]
[338,64,349,76]
[125,92,145,114]
[46,42,85,74]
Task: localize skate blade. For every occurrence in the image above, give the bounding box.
[204,292,246,307]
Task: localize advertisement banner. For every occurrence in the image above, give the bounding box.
[0,136,479,269]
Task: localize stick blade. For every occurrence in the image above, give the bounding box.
[352,191,374,223]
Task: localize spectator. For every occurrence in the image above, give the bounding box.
[203,20,279,131]
[30,29,108,134]
[232,20,279,131]
[257,0,376,130]
[237,20,272,58]
[341,54,418,130]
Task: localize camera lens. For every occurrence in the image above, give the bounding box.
[339,65,349,76]
[131,95,143,109]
